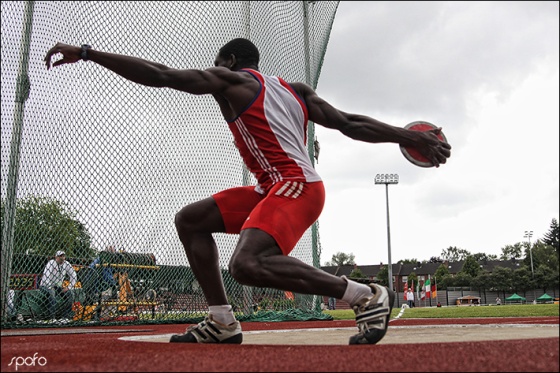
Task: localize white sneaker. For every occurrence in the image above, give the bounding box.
[349,283,395,345]
[170,314,242,344]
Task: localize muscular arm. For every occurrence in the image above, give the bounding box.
[291,82,451,167]
[44,43,234,95]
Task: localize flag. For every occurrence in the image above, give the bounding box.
[425,278,431,299]
[431,277,437,299]
[404,282,408,300]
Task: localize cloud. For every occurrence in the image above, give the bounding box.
[314,1,559,265]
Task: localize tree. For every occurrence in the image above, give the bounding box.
[434,263,451,289]
[534,265,559,293]
[529,241,558,272]
[471,270,492,291]
[491,266,514,293]
[451,272,472,287]
[438,275,453,290]
[428,256,443,263]
[472,252,497,262]
[542,218,559,252]
[522,239,553,273]
[398,258,419,264]
[434,263,450,279]
[500,243,524,260]
[512,266,533,294]
[324,251,355,266]
[408,272,418,291]
[349,267,367,279]
[529,241,559,290]
[376,265,388,287]
[460,255,481,278]
[1,196,95,259]
[440,246,470,262]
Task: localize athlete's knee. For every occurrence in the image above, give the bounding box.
[174,206,198,234]
[175,197,224,236]
[229,254,265,286]
[174,209,187,231]
[228,255,251,285]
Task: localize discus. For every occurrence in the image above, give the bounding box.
[400,121,448,168]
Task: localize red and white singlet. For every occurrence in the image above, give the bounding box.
[227,69,322,193]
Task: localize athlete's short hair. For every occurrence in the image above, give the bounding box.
[219,38,260,69]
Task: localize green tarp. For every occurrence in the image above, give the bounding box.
[15,289,85,319]
[505,293,526,302]
[536,293,554,301]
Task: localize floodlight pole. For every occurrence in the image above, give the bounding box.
[524,230,536,303]
[375,174,399,292]
[1,0,35,322]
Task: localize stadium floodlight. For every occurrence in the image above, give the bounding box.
[375,173,399,185]
[375,174,399,292]
[524,230,536,303]
[524,230,534,278]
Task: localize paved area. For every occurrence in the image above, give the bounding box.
[119,323,559,345]
[1,328,148,336]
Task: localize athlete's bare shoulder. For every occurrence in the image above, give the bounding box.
[289,82,325,108]
[208,67,260,119]
[205,66,255,85]
[289,81,314,96]
[288,81,344,128]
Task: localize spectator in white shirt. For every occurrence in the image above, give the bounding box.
[39,250,77,321]
[407,289,415,308]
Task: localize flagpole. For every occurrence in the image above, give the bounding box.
[429,274,432,307]
[434,275,437,304]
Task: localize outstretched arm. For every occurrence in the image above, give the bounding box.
[44,43,233,95]
[291,82,451,167]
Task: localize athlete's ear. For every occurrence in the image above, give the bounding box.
[229,54,237,70]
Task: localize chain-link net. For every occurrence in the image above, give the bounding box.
[1,1,339,328]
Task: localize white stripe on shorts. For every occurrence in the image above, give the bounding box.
[275,181,304,198]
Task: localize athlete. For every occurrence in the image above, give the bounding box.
[44,38,451,344]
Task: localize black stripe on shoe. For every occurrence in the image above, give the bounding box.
[355,307,390,322]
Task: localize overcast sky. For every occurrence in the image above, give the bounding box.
[312,1,559,265]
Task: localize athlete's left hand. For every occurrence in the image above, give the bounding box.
[44,42,81,70]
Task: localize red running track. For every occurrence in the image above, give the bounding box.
[1,317,558,372]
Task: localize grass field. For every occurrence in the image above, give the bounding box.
[323,303,560,320]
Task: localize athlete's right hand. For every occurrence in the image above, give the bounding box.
[44,42,81,70]
[413,128,452,168]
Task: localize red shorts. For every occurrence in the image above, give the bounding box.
[212,181,325,256]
